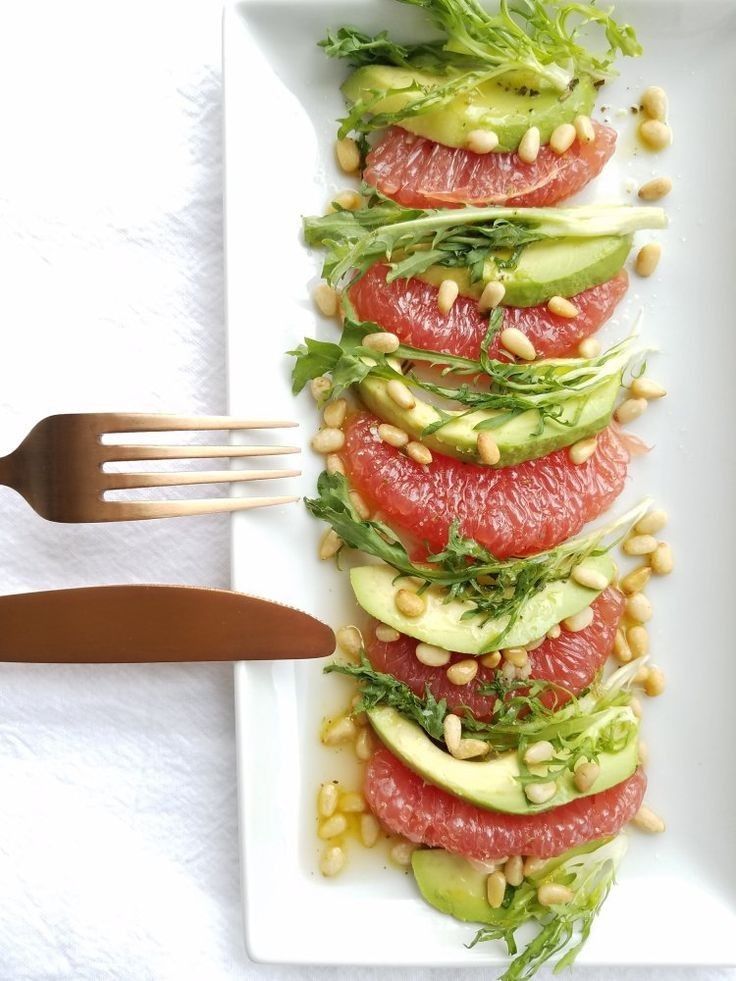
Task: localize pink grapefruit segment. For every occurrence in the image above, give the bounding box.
[363,123,617,209]
[349,263,628,362]
[364,749,646,861]
[365,588,624,721]
[343,413,629,559]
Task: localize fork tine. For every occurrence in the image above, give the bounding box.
[99,496,300,520]
[104,469,301,490]
[104,444,300,461]
[97,414,298,433]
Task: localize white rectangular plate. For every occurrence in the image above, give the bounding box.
[225,0,736,967]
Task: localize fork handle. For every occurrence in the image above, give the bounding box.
[0,452,17,489]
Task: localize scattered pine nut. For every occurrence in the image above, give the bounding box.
[314,282,340,317]
[336,136,361,173]
[350,693,367,727]
[578,337,601,359]
[323,716,358,746]
[626,592,653,623]
[443,714,462,754]
[613,628,633,664]
[639,119,671,151]
[627,624,649,659]
[635,509,668,535]
[477,430,501,465]
[395,588,426,618]
[572,564,609,591]
[466,129,499,153]
[390,840,416,866]
[318,782,339,818]
[319,528,342,560]
[331,189,363,211]
[630,695,643,719]
[501,326,536,361]
[518,126,540,163]
[632,804,666,833]
[635,242,662,278]
[319,814,348,840]
[562,606,594,632]
[416,642,451,667]
[525,636,545,652]
[310,376,331,401]
[638,176,672,201]
[323,398,347,429]
[523,856,548,878]
[320,845,346,876]
[537,883,573,906]
[336,625,362,659]
[478,280,506,312]
[486,870,507,908]
[641,86,668,121]
[386,379,415,410]
[630,377,667,400]
[634,664,650,684]
[438,279,460,314]
[573,114,595,144]
[549,122,576,155]
[573,761,600,793]
[364,331,400,354]
[446,658,479,686]
[623,533,658,556]
[326,453,345,476]
[502,647,528,668]
[339,791,366,813]
[620,565,652,594]
[523,740,555,765]
[378,423,409,448]
[406,441,433,465]
[546,624,562,640]
[349,490,370,520]
[615,397,648,424]
[525,781,557,805]
[504,856,525,887]
[480,651,502,669]
[312,427,345,454]
[355,728,375,762]
[548,295,578,318]
[360,813,380,847]
[375,623,399,643]
[650,541,674,575]
[453,738,489,760]
[644,665,666,697]
[569,436,597,465]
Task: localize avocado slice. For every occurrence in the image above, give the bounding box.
[367,705,639,813]
[342,66,597,152]
[350,555,614,654]
[416,235,633,307]
[358,372,620,467]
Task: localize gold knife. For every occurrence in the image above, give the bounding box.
[0,585,335,663]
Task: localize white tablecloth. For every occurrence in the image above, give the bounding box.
[0,2,730,978]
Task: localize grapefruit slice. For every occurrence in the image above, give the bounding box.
[343,413,629,559]
[364,749,646,861]
[349,263,628,362]
[365,588,624,721]
[364,123,617,209]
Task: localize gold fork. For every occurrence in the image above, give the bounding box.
[0,413,300,522]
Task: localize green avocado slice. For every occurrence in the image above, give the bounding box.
[349,555,615,655]
[367,705,639,813]
[358,372,620,467]
[341,66,597,151]
[415,235,633,307]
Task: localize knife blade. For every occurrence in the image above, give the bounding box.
[0,585,335,663]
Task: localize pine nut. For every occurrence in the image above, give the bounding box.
[620,565,652,594]
[504,856,524,887]
[339,791,366,813]
[569,436,598,465]
[395,589,426,618]
[332,189,363,211]
[466,129,499,153]
[626,592,653,623]
[650,541,674,575]
[323,716,358,746]
[518,126,540,163]
[416,642,451,667]
[644,665,666,697]
[578,337,601,359]
[634,664,650,685]
[326,453,345,476]
[574,114,595,144]
[501,326,536,361]
[350,693,367,727]
[406,441,433,465]
[477,431,501,465]
[318,782,339,818]
[478,280,506,312]
[320,844,346,876]
[615,398,648,424]
[437,279,460,314]
[443,714,462,754]
[546,624,561,640]
[375,623,400,643]
[623,534,658,556]
[630,695,643,719]
[319,813,348,840]
[613,628,633,664]
[523,856,547,878]
[363,331,400,354]
[446,658,479,686]
[547,295,579,318]
[638,176,672,201]
[486,870,507,908]
[526,636,545,652]
[319,529,342,560]
[562,606,594,632]
[537,883,573,906]
[349,490,370,519]
[336,136,361,173]
[635,509,668,535]
[378,423,409,448]
[641,86,668,121]
[312,427,345,454]
[639,119,671,151]
[323,399,347,429]
[525,781,557,805]
[453,738,489,760]
[355,728,375,761]
[635,242,662,278]
[573,761,600,793]
[336,625,363,658]
[523,740,555,765]
[503,647,528,668]
[549,122,576,155]
[386,379,415,410]
[572,564,609,591]
[390,840,416,866]
[638,740,649,766]
[480,651,502,669]
[632,804,665,833]
[627,624,649,659]
[360,813,380,847]
[314,282,340,317]
[310,376,331,401]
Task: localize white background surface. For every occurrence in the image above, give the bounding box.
[0,0,730,978]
